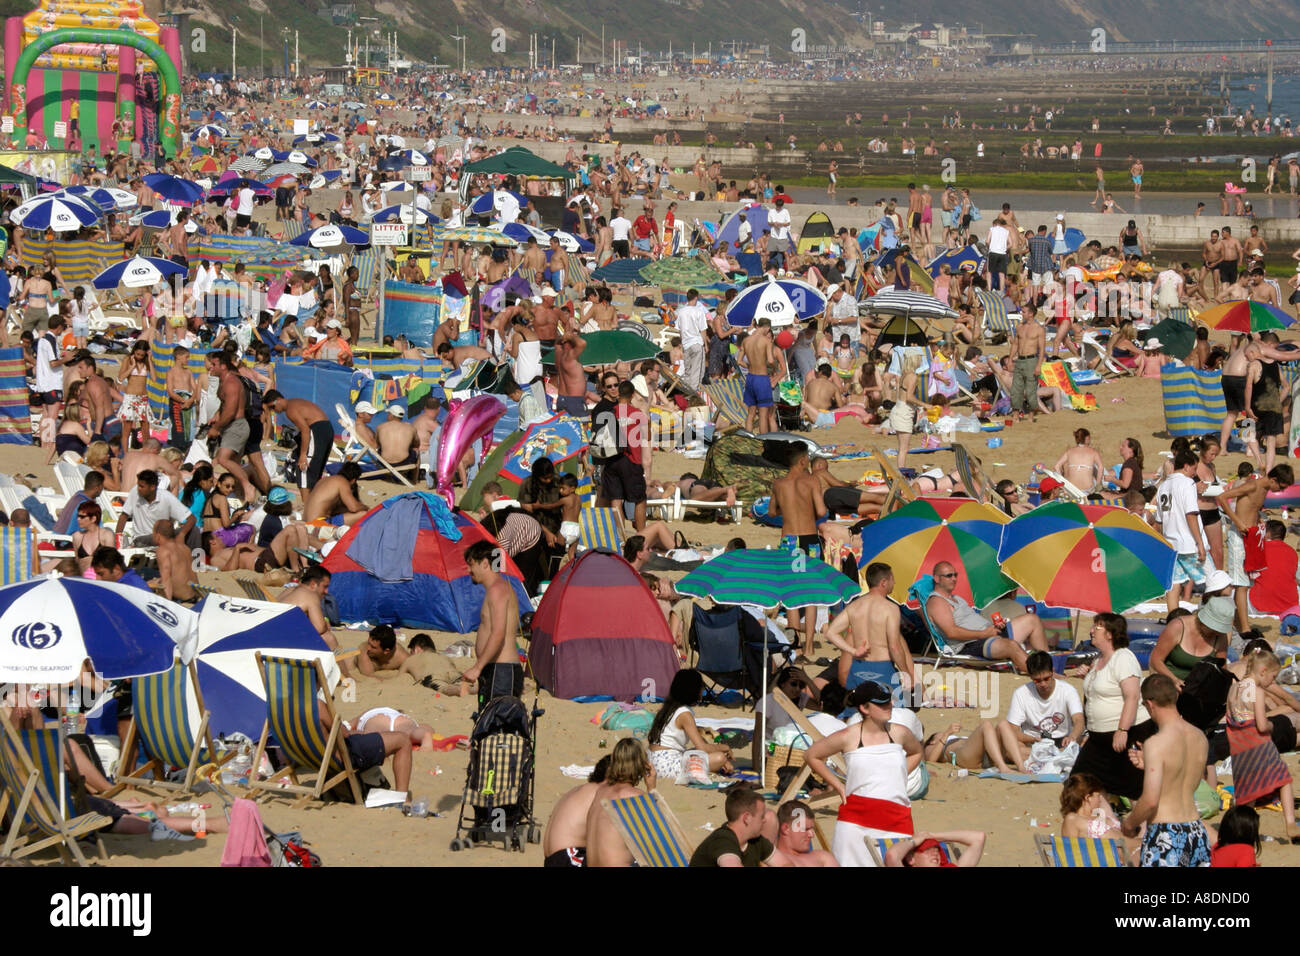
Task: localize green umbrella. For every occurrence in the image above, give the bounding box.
[541,330,661,367]
[1145,318,1195,361]
[675,549,860,610]
[640,256,726,288]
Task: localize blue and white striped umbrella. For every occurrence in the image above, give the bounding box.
[9,194,100,231]
[59,185,136,211]
[550,229,594,253]
[495,221,550,245]
[295,131,339,146]
[468,189,525,219]
[372,203,438,225]
[725,275,827,327]
[92,255,187,290]
[142,172,205,206]
[303,100,329,111]
[187,124,228,142]
[250,146,276,162]
[308,169,344,189]
[193,596,337,740]
[0,576,197,683]
[289,223,370,251]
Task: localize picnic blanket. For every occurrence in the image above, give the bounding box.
[1038,360,1097,411]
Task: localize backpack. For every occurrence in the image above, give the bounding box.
[591,415,618,459]
[240,374,264,420]
[1177,659,1236,731]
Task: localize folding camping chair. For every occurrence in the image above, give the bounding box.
[1034,833,1131,867]
[908,574,1013,671]
[103,662,227,798]
[246,654,363,807]
[688,605,767,708]
[0,714,112,866]
[871,446,916,515]
[703,377,748,428]
[866,835,963,867]
[672,487,745,524]
[600,789,694,867]
[578,507,624,553]
[975,289,1019,342]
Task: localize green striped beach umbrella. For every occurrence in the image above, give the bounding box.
[674,548,860,609]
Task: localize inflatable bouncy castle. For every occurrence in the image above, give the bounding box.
[3,1,182,159]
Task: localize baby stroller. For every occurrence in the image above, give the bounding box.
[449,694,544,853]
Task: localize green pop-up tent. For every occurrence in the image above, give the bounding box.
[457,147,575,199]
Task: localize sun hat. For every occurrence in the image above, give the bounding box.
[1197,595,1236,635]
[1056,213,1065,220]
[1143,337,1162,350]
[1203,569,1231,594]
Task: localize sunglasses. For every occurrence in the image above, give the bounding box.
[937,572,958,579]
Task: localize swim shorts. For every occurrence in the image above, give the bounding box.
[1170,552,1213,587]
[1221,374,1247,413]
[779,533,821,559]
[743,372,774,409]
[544,847,586,868]
[344,732,386,772]
[219,417,251,454]
[824,485,862,516]
[1140,820,1211,867]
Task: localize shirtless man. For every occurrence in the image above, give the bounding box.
[1121,674,1212,867]
[811,456,885,518]
[1219,227,1243,286]
[352,402,378,449]
[1248,271,1280,307]
[355,623,410,677]
[430,315,460,357]
[262,392,331,490]
[1218,335,1251,451]
[823,562,914,700]
[411,398,442,456]
[1008,312,1046,419]
[521,238,547,281]
[802,363,871,427]
[770,445,828,659]
[553,332,589,417]
[767,800,840,867]
[74,356,119,438]
[542,755,611,868]
[206,352,258,502]
[434,339,491,368]
[1243,225,1268,262]
[302,461,368,526]
[1201,230,1223,298]
[741,319,781,434]
[1054,428,1106,493]
[583,738,655,868]
[375,406,419,475]
[164,347,196,449]
[1217,463,1294,630]
[532,289,566,344]
[152,518,197,603]
[397,633,466,690]
[460,540,523,706]
[121,437,182,493]
[279,565,339,651]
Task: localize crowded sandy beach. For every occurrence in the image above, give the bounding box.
[2,3,1300,889]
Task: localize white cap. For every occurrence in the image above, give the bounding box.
[1056,213,1065,220]
[540,288,558,298]
[325,318,342,329]
[387,405,406,418]
[355,401,377,415]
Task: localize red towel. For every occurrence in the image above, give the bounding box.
[220,798,272,867]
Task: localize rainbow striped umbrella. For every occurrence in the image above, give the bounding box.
[996,501,1174,613]
[858,497,1014,608]
[1196,299,1295,334]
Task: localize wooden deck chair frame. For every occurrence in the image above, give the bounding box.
[103,662,226,798]
[600,788,694,867]
[247,652,363,808]
[235,576,274,602]
[334,403,415,487]
[1080,332,1131,379]
[0,714,111,866]
[771,688,849,809]
[871,445,915,515]
[703,377,748,428]
[1034,832,1132,867]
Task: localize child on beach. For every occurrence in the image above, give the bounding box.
[557,473,582,563]
[1212,806,1260,867]
[1060,772,1139,862]
[1226,649,1298,843]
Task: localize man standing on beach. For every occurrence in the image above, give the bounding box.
[1130,158,1144,200]
[460,539,523,706]
[770,445,827,660]
[1202,229,1223,298]
[768,198,792,270]
[1155,450,1212,613]
[741,319,781,434]
[1121,674,1212,866]
[1217,463,1294,631]
[1219,227,1243,287]
[1007,311,1045,420]
[676,289,709,391]
[905,183,923,240]
[553,332,588,417]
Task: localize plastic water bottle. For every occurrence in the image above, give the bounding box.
[61,700,78,739]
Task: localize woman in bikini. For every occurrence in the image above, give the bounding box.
[922,720,1016,775]
[116,341,152,449]
[71,502,116,574]
[1195,435,1225,571]
[52,398,92,463]
[1054,428,1105,494]
[1108,321,1141,370]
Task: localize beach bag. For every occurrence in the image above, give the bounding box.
[968,205,982,222]
[591,418,618,459]
[675,750,712,786]
[267,829,321,867]
[1177,660,1235,730]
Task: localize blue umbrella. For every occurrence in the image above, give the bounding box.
[372,203,439,225]
[193,596,337,740]
[1060,227,1087,253]
[9,194,100,231]
[469,189,526,217]
[58,185,136,211]
[726,276,826,327]
[289,223,371,250]
[187,124,228,142]
[303,100,329,111]
[550,229,594,253]
[92,255,186,290]
[927,243,986,277]
[295,131,340,145]
[206,176,271,198]
[499,221,550,244]
[132,208,182,230]
[142,172,205,206]
[590,258,648,283]
[0,576,197,683]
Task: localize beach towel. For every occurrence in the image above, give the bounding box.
[1038,360,1097,411]
[1160,363,1227,436]
[220,798,273,867]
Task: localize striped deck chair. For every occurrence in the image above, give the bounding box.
[0,715,111,865]
[975,289,1018,341]
[579,507,624,553]
[280,219,307,242]
[0,527,36,583]
[576,473,596,507]
[247,653,362,807]
[353,246,381,298]
[1035,833,1131,867]
[703,377,747,427]
[600,789,694,867]
[1160,364,1226,437]
[908,574,1013,671]
[866,836,963,867]
[1168,306,1193,325]
[104,663,222,797]
[236,576,274,601]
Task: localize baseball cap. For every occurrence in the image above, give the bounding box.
[1039,476,1063,494]
[267,486,291,505]
[325,318,342,329]
[387,405,406,418]
[355,401,378,415]
[540,288,558,298]
[847,680,893,709]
